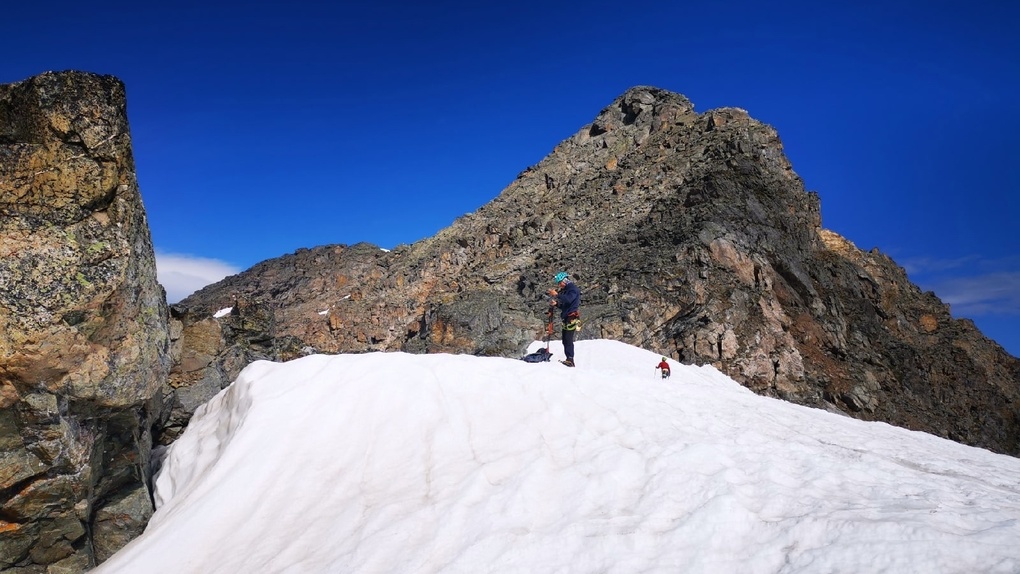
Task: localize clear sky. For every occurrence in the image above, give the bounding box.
[95,340,1020,572]
[4,0,1018,356]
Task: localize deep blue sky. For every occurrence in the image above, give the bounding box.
[4,1,1018,356]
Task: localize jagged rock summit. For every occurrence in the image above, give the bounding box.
[175,85,1020,455]
[0,71,170,571]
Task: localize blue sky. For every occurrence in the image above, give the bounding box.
[4,0,1018,356]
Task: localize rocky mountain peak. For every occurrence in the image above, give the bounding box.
[588,85,694,137]
[173,85,1019,457]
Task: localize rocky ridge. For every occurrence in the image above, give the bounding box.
[176,86,1019,456]
[0,72,170,572]
[1,72,1016,572]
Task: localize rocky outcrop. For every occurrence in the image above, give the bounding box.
[175,86,1020,456]
[0,72,170,571]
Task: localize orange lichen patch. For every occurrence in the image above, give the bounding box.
[0,381,19,408]
[605,157,618,171]
[168,371,203,389]
[819,229,859,258]
[430,319,453,345]
[919,314,938,333]
[327,312,344,332]
[0,520,20,534]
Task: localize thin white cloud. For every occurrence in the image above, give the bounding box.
[924,272,1020,317]
[902,254,1020,317]
[900,255,978,276]
[155,252,241,304]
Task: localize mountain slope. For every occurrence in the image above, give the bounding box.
[171,86,1020,455]
[99,341,1020,573]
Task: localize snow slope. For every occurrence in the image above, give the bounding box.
[96,340,1020,573]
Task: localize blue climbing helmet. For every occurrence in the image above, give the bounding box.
[554,271,569,283]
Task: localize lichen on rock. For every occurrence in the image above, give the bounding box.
[0,71,170,572]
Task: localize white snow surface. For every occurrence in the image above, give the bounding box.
[97,340,1020,574]
[212,307,232,318]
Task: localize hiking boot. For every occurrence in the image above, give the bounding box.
[561,359,575,367]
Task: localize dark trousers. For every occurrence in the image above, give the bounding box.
[562,328,575,360]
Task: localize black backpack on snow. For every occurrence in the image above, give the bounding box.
[521,348,553,363]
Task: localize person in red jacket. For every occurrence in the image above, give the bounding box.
[656,357,671,379]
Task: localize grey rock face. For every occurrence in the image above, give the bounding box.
[175,86,1019,455]
[0,71,170,571]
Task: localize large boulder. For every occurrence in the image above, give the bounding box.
[0,71,170,571]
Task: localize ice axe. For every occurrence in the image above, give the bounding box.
[544,305,554,353]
